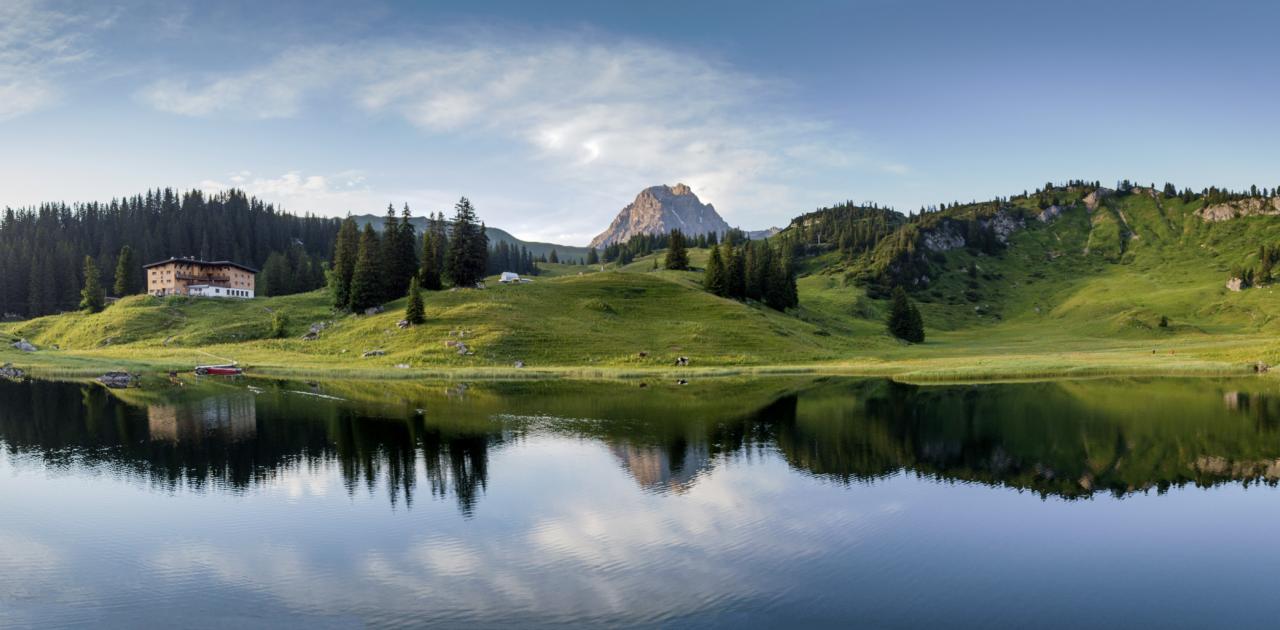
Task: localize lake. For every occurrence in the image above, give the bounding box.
[4,375,1280,628]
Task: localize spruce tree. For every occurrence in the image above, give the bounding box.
[548,249,559,264]
[887,286,925,343]
[726,244,746,299]
[704,244,727,296]
[764,256,795,311]
[665,229,689,270]
[445,197,488,288]
[388,204,418,299]
[380,204,402,301]
[113,245,136,296]
[349,224,383,312]
[330,217,359,309]
[419,230,445,291]
[260,252,292,297]
[79,256,104,313]
[405,276,425,325]
[587,248,599,265]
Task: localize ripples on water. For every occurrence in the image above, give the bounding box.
[5,376,1280,627]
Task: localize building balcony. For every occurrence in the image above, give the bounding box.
[175,273,230,283]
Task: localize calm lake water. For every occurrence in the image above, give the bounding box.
[5,375,1280,628]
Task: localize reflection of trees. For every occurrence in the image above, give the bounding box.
[8,376,1280,510]
[0,379,500,514]
[765,380,1280,498]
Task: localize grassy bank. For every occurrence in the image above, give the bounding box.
[8,197,1280,385]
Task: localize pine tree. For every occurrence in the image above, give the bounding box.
[386,203,418,299]
[405,275,425,325]
[79,256,104,313]
[445,197,488,288]
[330,217,359,309]
[380,204,402,302]
[887,286,924,343]
[548,249,559,264]
[587,248,599,265]
[704,244,727,296]
[665,229,689,270]
[726,244,746,299]
[349,224,383,312]
[419,213,446,291]
[113,245,136,296]
[259,252,292,297]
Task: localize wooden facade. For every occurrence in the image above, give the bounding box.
[144,257,258,299]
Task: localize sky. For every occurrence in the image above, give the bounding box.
[3,0,1279,245]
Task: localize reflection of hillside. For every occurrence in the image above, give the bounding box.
[6,376,1280,512]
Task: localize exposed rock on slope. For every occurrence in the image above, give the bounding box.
[590,184,731,248]
[1199,197,1280,222]
[920,210,1026,253]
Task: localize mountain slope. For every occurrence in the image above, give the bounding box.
[590,184,731,248]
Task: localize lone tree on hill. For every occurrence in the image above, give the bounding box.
[329,217,360,308]
[704,244,727,296]
[886,286,925,343]
[79,256,104,313]
[445,197,488,287]
[113,245,137,296]
[405,276,426,325]
[348,224,383,312]
[665,229,690,270]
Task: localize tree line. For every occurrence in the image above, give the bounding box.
[328,197,490,312]
[702,237,798,310]
[0,189,340,317]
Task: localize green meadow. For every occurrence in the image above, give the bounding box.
[5,188,1280,382]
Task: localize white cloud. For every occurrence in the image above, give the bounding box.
[143,37,907,241]
[0,0,93,121]
[199,169,463,217]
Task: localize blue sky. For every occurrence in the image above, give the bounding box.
[2,0,1278,245]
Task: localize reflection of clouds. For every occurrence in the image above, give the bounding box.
[0,529,64,596]
[0,529,100,627]
[166,438,887,624]
[2,436,895,625]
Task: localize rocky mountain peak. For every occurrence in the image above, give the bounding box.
[589,184,731,249]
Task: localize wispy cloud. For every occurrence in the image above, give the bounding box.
[199,169,470,217]
[142,36,906,239]
[0,0,94,120]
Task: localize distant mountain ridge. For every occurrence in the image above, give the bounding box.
[589,184,732,249]
[351,215,590,261]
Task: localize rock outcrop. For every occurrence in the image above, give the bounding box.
[589,184,731,249]
[1198,197,1280,222]
[1083,188,1114,212]
[920,210,1026,253]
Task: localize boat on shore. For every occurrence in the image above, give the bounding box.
[195,364,243,376]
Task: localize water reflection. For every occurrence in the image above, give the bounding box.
[4,376,1280,513]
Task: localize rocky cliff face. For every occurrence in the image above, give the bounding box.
[589,184,731,249]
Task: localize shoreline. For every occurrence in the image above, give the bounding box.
[2,346,1262,385]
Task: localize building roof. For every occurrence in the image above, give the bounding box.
[143,257,260,273]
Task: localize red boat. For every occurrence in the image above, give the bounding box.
[195,364,243,376]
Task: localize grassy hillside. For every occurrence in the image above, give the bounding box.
[1,269,893,376]
[7,183,1280,381]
